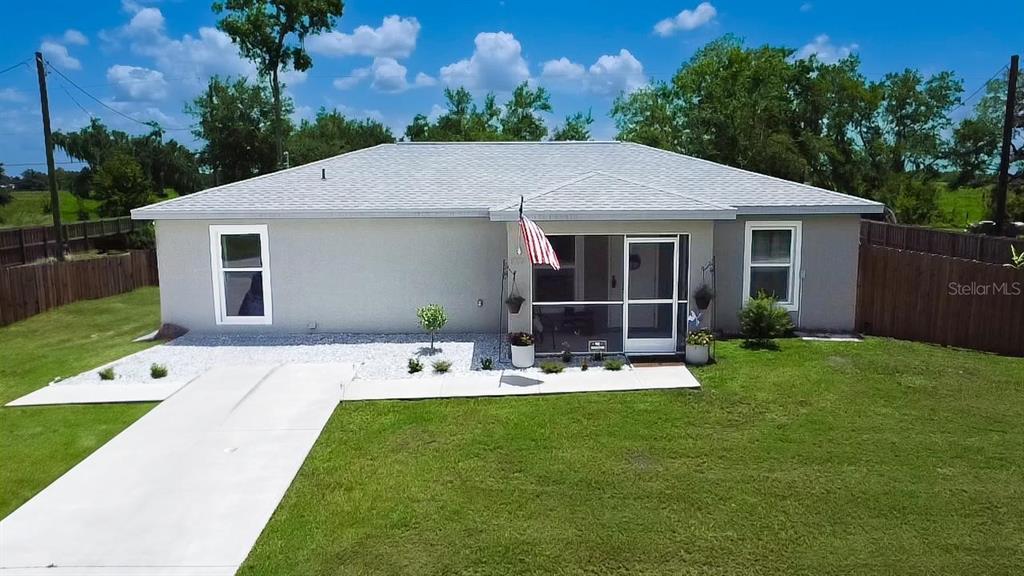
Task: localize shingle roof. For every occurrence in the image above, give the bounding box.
[132,141,884,220]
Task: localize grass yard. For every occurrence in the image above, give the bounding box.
[0,190,101,229]
[933,185,989,230]
[0,288,161,518]
[241,338,1024,576]
[0,189,179,228]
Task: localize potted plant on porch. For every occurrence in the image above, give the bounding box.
[509,332,536,368]
[685,329,714,366]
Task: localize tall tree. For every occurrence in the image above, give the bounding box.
[187,75,291,183]
[500,82,552,140]
[551,110,594,141]
[287,108,394,165]
[214,0,344,169]
[91,152,152,217]
[876,69,962,174]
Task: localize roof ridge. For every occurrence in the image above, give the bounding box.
[587,170,735,211]
[489,172,600,212]
[396,140,621,145]
[622,142,882,207]
[131,143,395,216]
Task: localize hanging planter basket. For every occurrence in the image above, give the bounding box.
[693,284,714,311]
[505,294,525,314]
[505,270,525,313]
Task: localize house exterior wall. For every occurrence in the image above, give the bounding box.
[155,218,507,333]
[505,220,716,336]
[713,214,861,334]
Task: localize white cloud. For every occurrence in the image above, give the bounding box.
[0,88,27,103]
[126,7,166,36]
[307,15,420,59]
[440,32,530,91]
[800,3,813,12]
[106,64,168,101]
[541,57,585,83]
[62,29,88,46]
[334,58,435,93]
[541,49,646,96]
[40,41,81,70]
[654,2,717,37]
[796,34,859,63]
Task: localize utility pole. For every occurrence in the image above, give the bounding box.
[993,54,1019,236]
[34,51,64,260]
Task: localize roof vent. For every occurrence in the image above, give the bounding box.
[321,168,326,180]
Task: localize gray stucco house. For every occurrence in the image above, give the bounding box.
[132,141,883,355]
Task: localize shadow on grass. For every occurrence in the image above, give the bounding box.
[739,339,782,351]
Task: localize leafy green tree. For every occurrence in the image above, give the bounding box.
[551,110,594,141]
[876,69,962,174]
[17,169,49,190]
[611,82,681,150]
[187,75,291,183]
[500,82,552,140]
[214,0,344,169]
[287,108,394,165]
[91,152,152,217]
[949,78,1006,186]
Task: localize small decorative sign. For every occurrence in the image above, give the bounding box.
[588,340,608,353]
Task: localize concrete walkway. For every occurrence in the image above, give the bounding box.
[342,364,700,401]
[0,362,353,576]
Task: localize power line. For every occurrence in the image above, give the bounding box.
[58,81,95,119]
[2,160,86,167]
[953,64,1009,113]
[44,59,193,132]
[0,57,31,76]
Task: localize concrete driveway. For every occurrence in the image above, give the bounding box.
[0,362,352,576]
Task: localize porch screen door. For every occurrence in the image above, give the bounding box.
[623,237,678,353]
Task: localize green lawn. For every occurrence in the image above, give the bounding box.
[0,190,101,229]
[241,338,1024,576]
[0,288,161,518]
[933,185,989,229]
[0,189,179,229]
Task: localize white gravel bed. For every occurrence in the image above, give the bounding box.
[54,333,503,387]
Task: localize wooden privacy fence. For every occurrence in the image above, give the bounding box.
[0,250,158,327]
[856,244,1024,357]
[861,220,1023,265]
[0,217,145,267]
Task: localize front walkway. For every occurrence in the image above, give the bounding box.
[0,363,352,576]
[343,364,700,401]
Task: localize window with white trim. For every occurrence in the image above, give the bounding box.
[743,221,801,311]
[209,225,272,325]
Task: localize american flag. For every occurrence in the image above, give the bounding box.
[519,213,561,270]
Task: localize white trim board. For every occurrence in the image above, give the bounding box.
[209,224,273,326]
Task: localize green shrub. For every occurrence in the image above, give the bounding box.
[408,357,423,374]
[432,359,452,373]
[127,222,156,250]
[416,304,448,353]
[540,361,564,374]
[98,367,115,380]
[603,359,624,371]
[560,348,573,363]
[480,357,494,370]
[739,292,795,348]
[580,359,589,371]
[150,363,168,379]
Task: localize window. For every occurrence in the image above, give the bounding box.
[743,221,801,311]
[210,225,272,325]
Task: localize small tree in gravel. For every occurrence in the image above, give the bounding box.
[417,304,448,353]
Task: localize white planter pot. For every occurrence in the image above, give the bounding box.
[685,343,709,366]
[511,344,535,368]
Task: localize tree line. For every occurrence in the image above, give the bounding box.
[19,0,1019,226]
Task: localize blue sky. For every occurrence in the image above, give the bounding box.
[0,0,1020,171]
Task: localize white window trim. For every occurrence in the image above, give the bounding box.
[742,221,802,312]
[209,224,273,325]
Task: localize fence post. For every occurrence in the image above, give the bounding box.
[18,229,28,265]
